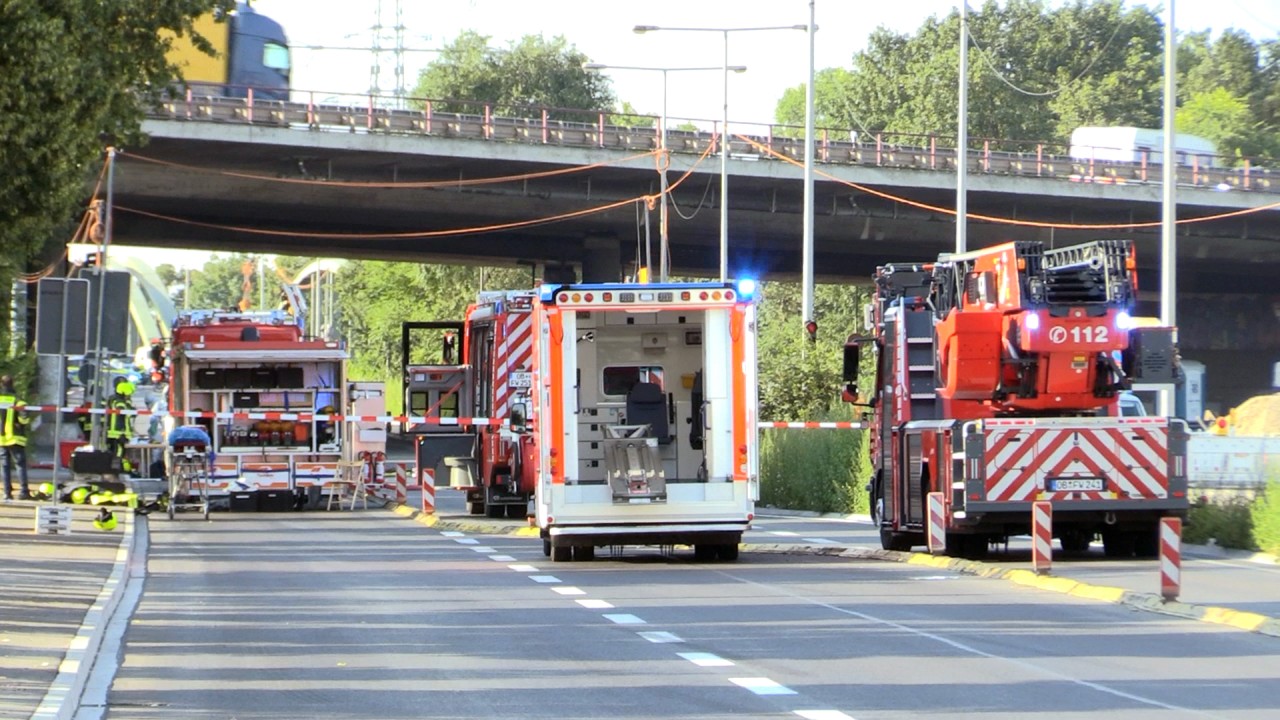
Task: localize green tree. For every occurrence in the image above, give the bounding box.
[1177,88,1259,162]
[185,254,254,311]
[0,0,231,281]
[410,30,615,119]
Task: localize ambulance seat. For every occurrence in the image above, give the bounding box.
[625,382,670,444]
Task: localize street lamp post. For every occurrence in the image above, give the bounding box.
[583,62,745,282]
[635,24,806,282]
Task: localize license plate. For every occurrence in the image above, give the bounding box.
[1047,478,1104,492]
[508,372,532,388]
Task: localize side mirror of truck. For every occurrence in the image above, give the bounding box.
[842,341,861,383]
[510,403,528,434]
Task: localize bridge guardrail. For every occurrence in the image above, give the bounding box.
[148,89,1276,195]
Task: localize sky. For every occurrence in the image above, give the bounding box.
[125,0,1280,269]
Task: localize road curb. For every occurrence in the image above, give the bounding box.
[741,543,1280,638]
[389,503,540,537]
[30,509,136,720]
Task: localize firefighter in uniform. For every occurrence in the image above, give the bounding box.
[105,380,136,473]
[1,375,33,500]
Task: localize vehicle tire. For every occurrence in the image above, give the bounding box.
[1059,530,1093,554]
[573,545,595,562]
[468,501,485,515]
[485,502,504,519]
[693,544,718,561]
[1102,529,1135,558]
[542,538,551,557]
[552,544,572,562]
[505,503,527,520]
[880,528,913,552]
[1132,527,1160,559]
[717,543,740,561]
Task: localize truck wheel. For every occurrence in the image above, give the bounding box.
[1059,530,1093,554]
[468,501,485,515]
[1102,529,1136,558]
[693,544,717,561]
[485,502,504,519]
[717,543,740,561]
[1132,527,1160,559]
[573,545,595,562]
[552,544,572,562]
[880,529,913,552]
[505,504,527,520]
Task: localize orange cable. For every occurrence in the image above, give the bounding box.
[736,134,1280,230]
[121,148,662,189]
[115,193,648,240]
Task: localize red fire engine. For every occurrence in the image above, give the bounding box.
[845,240,1188,557]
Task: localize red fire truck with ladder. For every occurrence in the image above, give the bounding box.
[407,279,760,561]
[843,239,1188,558]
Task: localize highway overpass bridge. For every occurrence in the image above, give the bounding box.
[104,96,1280,408]
[110,95,1280,294]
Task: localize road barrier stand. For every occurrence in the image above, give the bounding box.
[1032,501,1053,575]
[1160,517,1182,601]
[926,492,946,555]
[419,466,435,514]
[35,505,74,535]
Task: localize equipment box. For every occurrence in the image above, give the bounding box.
[229,491,258,512]
[258,489,295,512]
[71,450,122,475]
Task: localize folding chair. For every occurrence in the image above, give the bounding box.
[326,461,364,511]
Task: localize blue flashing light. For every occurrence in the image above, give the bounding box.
[1116,311,1133,330]
[538,284,558,302]
[735,278,757,299]
[1024,312,1040,331]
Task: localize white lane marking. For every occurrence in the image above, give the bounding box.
[529,575,560,583]
[637,630,683,643]
[770,531,799,536]
[603,613,646,625]
[730,677,797,695]
[552,586,586,596]
[454,538,479,545]
[723,573,1205,713]
[802,537,836,544]
[508,563,538,572]
[471,546,496,553]
[678,652,734,667]
[795,711,857,720]
[489,555,517,562]
[910,575,957,581]
[577,599,614,610]
[440,531,465,537]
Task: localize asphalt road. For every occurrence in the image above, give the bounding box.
[98,506,1280,720]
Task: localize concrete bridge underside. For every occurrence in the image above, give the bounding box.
[110,121,1280,294]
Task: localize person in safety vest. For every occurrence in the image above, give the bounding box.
[106,380,136,473]
[1,375,33,500]
[94,507,118,531]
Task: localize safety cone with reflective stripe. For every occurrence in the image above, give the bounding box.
[1032,501,1053,575]
[420,466,435,514]
[1160,517,1182,601]
[926,492,946,555]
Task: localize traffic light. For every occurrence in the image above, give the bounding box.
[804,320,818,342]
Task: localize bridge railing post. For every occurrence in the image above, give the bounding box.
[484,104,493,140]
[1036,143,1043,176]
[424,100,432,135]
[1244,159,1251,190]
[875,133,883,166]
[929,135,936,170]
[821,128,829,162]
[597,112,605,148]
[541,109,548,144]
[246,87,254,124]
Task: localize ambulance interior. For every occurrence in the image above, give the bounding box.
[571,308,719,496]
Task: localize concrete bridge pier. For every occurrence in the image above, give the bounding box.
[580,235,623,284]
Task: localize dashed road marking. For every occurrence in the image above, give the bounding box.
[637,630,683,643]
[471,546,495,553]
[802,538,836,544]
[678,652,734,667]
[770,531,799,536]
[440,531,465,537]
[508,563,538,572]
[552,586,585,596]
[529,575,560,583]
[576,599,614,609]
[455,538,479,545]
[489,555,517,562]
[795,711,857,720]
[730,677,796,695]
[603,613,646,625]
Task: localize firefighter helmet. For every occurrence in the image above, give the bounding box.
[93,508,118,531]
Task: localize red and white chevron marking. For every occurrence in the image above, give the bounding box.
[420,467,436,514]
[1160,517,1182,600]
[926,491,946,555]
[1032,501,1053,575]
[984,426,1169,502]
[494,310,534,421]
